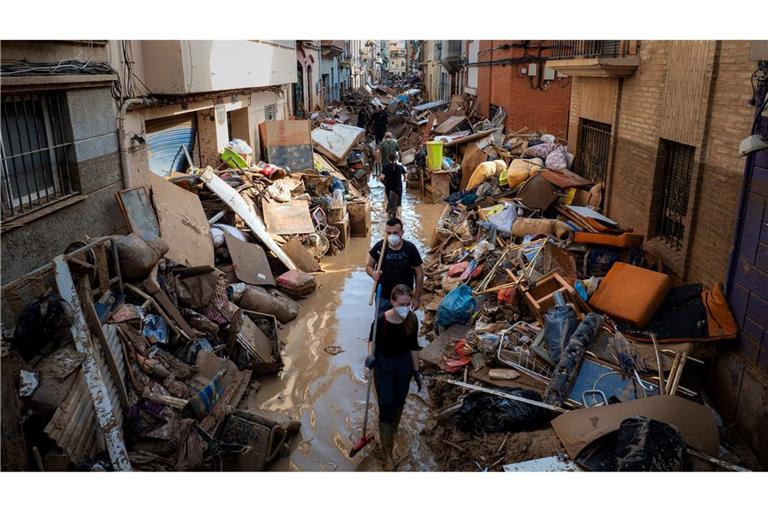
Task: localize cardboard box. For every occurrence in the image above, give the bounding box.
[347,200,370,237]
[330,212,351,249]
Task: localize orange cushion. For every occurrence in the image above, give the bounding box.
[573,231,645,248]
[589,262,671,327]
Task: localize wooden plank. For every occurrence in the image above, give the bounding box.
[149,172,215,268]
[224,233,276,286]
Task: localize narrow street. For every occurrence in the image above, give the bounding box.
[250,177,444,471]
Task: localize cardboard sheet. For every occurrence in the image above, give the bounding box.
[550,395,719,459]
[149,173,214,268]
[262,199,315,235]
[311,124,365,163]
[259,120,314,172]
[281,237,321,273]
[224,233,275,287]
[539,169,594,189]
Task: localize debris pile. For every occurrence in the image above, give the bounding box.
[1,127,370,471]
[416,131,757,471]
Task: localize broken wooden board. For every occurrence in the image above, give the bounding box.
[442,128,502,148]
[434,115,467,135]
[200,168,296,270]
[259,120,314,172]
[419,324,471,370]
[311,124,365,164]
[262,198,315,236]
[281,237,321,273]
[224,233,275,286]
[550,395,719,460]
[149,172,215,268]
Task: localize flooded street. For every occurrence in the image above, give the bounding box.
[250,176,444,471]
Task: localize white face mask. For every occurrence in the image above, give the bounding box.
[395,306,411,318]
[387,234,402,246]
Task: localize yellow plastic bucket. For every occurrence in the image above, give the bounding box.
[426,141,444,171]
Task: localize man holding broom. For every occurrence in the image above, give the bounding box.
[365,217,425,313]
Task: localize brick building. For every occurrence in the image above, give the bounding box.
[475,40,572,139]
[547,40,768,463]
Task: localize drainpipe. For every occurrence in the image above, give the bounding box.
[117,98,159,188]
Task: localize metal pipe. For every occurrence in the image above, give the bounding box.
[117,97,158,189]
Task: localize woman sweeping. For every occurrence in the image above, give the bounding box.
[364,284,423,470]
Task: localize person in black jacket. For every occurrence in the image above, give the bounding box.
[365,284,422,470]
[372,105,389,143]
[381,153,406,218]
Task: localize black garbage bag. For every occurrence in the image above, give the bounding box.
[614,416,688,471]
[12,292,74,361]
[456,387,546,436]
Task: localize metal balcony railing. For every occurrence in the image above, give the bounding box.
[548,40,626,60]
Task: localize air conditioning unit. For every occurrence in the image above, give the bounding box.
[527,63,538,77]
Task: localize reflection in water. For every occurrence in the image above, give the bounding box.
[249,176,444,471]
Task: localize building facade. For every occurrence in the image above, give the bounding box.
[420,40,444,102]
[546,40,768,463]
[475,40,572,139]
[387,41,406,76]
[0,40,297,285]
[1,41,126,285]
[295,40,322,115]
[320,40,343,104]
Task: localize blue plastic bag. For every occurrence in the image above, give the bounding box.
[437,284,477,328]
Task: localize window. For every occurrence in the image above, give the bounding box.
[264,104,277,121]
[1,92,76,219]
[576,118,612,186]
[653,139,696,250]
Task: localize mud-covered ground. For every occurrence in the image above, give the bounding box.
[249,176,444,471]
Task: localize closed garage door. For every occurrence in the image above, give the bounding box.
[146,115,197,176]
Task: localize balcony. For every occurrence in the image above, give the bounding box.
[440,40,463,73]
[140,40,296,95]
[545,40,639,77]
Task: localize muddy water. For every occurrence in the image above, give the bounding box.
[249,176,444,471]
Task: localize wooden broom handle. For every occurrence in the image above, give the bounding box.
[369,237,388,305]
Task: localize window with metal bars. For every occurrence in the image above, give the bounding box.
[1,92,77,220]
[576,118,612,185]
[653,139,696,250]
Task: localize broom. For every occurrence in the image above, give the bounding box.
[350,284,382,457]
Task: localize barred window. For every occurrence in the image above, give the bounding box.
[654,139,696,250]
[1,92,76,219]
[576,118,612,185]
[264,104,277,121]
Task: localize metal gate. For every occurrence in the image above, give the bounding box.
[145,115,197,176]
[576,118,612,185]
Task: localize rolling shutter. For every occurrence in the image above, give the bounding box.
[145,115,197,176]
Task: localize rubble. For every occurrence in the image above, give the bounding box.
[0,126,371,471]
[411,100,755,471]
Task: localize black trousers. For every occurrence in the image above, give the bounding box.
[374,352,412,424]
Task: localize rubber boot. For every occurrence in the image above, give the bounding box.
[379,421,395,471]
[392,406,404,435]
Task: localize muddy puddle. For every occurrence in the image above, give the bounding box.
[249,177,444,471]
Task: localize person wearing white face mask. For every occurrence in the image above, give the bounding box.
[364,284,422,470]
[366,217,424,313]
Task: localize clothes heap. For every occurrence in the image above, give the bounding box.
[415,131,756,471]
[0,128,372,472]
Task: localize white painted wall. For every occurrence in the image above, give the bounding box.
[140,40,297,95]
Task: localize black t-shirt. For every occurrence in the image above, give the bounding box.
[369,239,423,299]
[369,313,420,358]
[382,163,406,193]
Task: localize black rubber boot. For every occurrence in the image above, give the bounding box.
[379,421,395,471]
